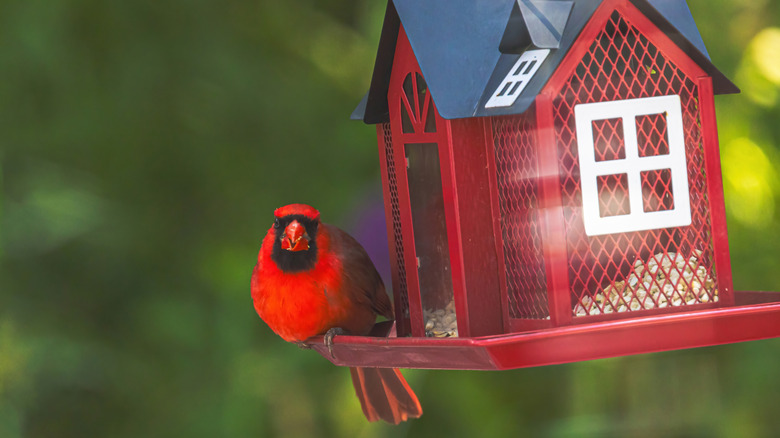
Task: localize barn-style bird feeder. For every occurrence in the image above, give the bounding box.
[310,0,780,370]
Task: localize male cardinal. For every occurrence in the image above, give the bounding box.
[250,203,422,424]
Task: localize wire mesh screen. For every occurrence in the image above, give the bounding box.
[492,112,550,319]
[553,10,718,317]
[381,122,411,334]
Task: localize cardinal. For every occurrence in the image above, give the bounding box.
[250,203,422,424]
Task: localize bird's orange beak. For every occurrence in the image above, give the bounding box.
[281,220,310,252]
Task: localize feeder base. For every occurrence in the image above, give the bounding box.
[309,290,780,370]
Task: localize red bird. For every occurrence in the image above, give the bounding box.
[251,203,422,424]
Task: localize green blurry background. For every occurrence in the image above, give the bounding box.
[2,1,780,436]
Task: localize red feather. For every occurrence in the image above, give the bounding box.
[251,204,422,423]
[349,367,423,424]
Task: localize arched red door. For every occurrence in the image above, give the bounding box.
[387,26,457,338]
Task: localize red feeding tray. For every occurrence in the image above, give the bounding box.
[312,291,780,370]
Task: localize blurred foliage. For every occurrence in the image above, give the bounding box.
[1,1,779,437]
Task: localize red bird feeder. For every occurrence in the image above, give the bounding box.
[310,0,780,370]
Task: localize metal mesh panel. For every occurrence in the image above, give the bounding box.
[492,113,549,319]
[597,173,630,217]
[381,122,411,332]
[553,10,718,317]
[641,168,675,212]
[593,118,626,161]
[637,113,670,157]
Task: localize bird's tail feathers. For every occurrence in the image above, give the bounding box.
[349,366,422,424]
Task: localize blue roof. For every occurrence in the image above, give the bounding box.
[353,0,738,124]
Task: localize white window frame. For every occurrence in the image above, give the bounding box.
[574,95,691,237]
[485,49,550,109]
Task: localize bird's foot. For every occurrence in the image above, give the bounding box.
[324,327,348,358]
[295,341,312,350]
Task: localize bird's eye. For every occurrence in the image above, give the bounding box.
[273,218,281,229]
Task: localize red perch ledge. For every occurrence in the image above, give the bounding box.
[309,290,780,370]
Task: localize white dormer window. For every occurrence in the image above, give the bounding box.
[574,95,692,236]
[485,49,550,109]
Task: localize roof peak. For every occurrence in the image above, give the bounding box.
[500,0,575,52]
[353,0,737,124]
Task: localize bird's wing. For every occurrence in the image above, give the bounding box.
[325,224,394,320]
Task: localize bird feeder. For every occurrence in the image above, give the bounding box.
[310,0,780,370]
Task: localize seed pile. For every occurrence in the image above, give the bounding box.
[574,250,718,316]
[424,300,458,337]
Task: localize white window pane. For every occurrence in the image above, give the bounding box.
[485,49,550,109]
[574,95,692,236]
